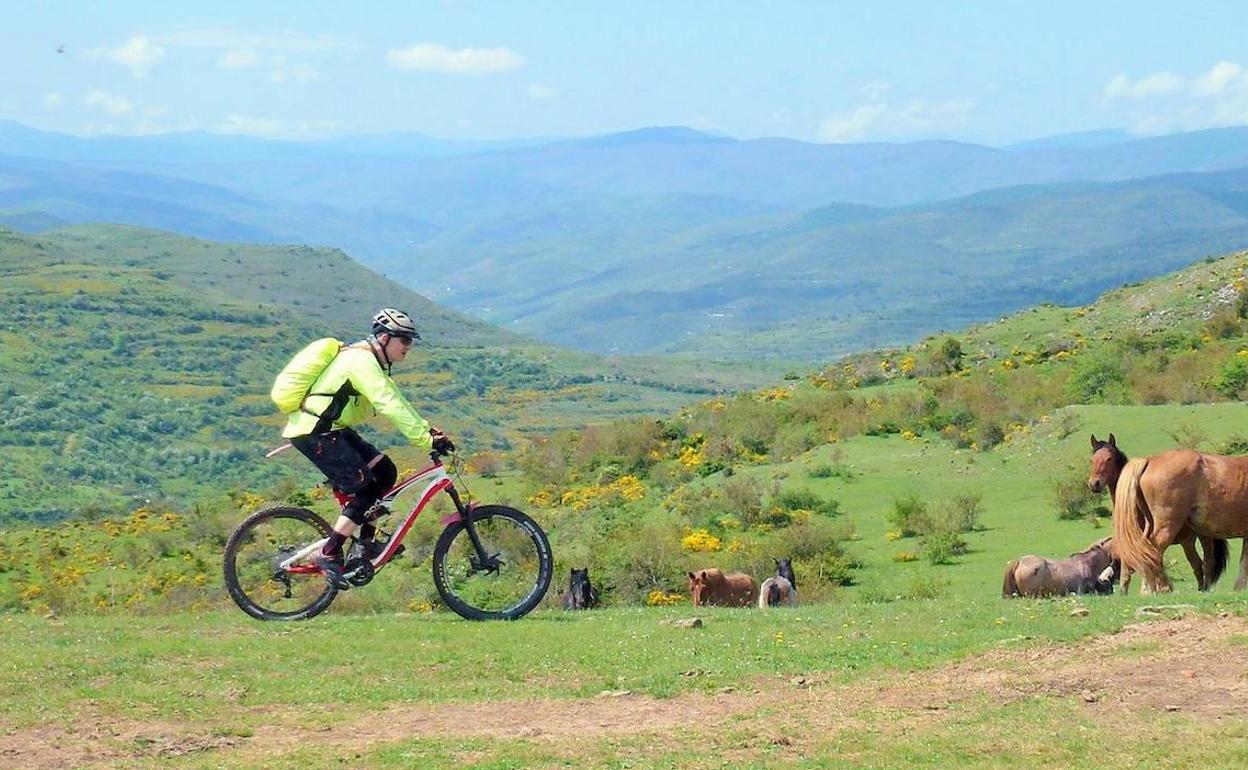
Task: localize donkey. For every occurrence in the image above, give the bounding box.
[688,568,757,607]
[562,567,600,610]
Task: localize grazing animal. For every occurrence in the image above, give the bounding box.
[1002,537,1120,598]
[1090,433,1237,593]
[687,568,757,607]
[562,567,600,610]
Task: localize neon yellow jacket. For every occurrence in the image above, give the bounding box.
[281,342,432,448]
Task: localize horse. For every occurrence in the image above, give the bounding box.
[687,568,757,607]
[1088,433,1230,593]
[562,567,600,610]
[1104,434,1248,592]
[1002,537,1120,598]
[758,557,798,607]
[758,576,797,607]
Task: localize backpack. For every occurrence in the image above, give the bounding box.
[270,338,343,414]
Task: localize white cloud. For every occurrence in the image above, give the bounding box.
[387,43,525,74]
[84,90,133,116]
[818,96,974,142]
[1103,61,1248,135]
[44,92,64,109]
[1195,61,1243,95]
[219,48,261,69]
[98,36,165,76]
[526,84,558,99]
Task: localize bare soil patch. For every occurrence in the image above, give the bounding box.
[5,612,1245,767]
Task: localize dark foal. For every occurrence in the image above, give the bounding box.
[562,567,600,610]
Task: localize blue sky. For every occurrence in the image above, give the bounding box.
[2,1,1247,145]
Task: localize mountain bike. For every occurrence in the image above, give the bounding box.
[223,447,552,621]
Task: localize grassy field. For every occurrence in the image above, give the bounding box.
[5,401,1248,768]
[4,598,1245,768]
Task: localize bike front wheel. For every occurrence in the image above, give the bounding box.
[432,505,552,620]
[223,505,338,621]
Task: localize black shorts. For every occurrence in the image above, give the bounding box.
[290,429,381,494]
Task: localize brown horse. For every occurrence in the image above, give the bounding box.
[1002,537,1119,597]
[1105,435,1248,592]
[1088,434,1230,593]
[688,568,757,607]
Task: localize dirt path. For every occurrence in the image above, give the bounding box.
[5,612,1246,768]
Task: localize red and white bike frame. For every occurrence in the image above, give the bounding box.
[279,459,467,573]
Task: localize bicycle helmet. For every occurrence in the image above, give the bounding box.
[371,307,420,340]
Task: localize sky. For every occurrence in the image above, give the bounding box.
[2,1,1248,146]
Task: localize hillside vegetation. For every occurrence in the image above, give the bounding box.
[7,243,1248,618]
[0,225,776,522]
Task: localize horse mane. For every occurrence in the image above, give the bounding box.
[1068,536,1113,558]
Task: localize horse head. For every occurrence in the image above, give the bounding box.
[687,568,722,607]
[775,557,796,589]
[1088,433,1128,494]
[568,568,594,609]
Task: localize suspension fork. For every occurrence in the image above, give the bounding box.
[447,484,495,567]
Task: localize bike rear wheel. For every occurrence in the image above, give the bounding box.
[223,505,338,621]
[432,505,552,621]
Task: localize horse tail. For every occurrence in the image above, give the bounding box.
[1002,560,1020,598]
[1112,458,1163,583]
[1210,538,1229,587]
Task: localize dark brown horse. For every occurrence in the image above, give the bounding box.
[1098,434,1248,592]
[1089,434,1231,593]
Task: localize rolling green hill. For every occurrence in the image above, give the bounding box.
[0,225,778,523]
[7,238,1248,618]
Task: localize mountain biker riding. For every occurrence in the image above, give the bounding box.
[283,307,454,588]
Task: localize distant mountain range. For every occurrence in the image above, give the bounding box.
[3,120,1248,359]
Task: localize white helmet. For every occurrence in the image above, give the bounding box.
[371,308,420,340]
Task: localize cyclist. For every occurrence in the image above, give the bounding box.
[283,307,454,588]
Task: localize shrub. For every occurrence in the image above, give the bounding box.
[922,531,967,565]
[770,516,855,561]
[903,573,950,600]
[1052,472,1108,522]
[928,337,964,374]
[1211,355,1248,399]
[1204,308,1242,339]
[1218,434,1248,455]
[888,494,928,537]
[1067,351,1129,403]
[941,493,983,532]
[772,488,840,517]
